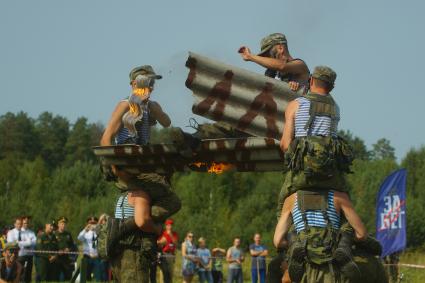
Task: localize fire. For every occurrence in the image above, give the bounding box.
[191,162,234,174]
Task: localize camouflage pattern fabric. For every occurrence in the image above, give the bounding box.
[111,174,179,283]
[300,263,348,283]
[311,66,337,86]
[115,173,181,223]
[276,170,348,219]
[129,65,162,82]
[258,33,287,56]
[55,230,76,280]
[110,233,158,283]
[36,232,59,281]
[297,253,387,283]
[276,136,353,219]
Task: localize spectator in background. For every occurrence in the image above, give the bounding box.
[6,217,22,245]
[0,243,22,283]
[36,220,59,282]
[249,233,268,283]
[226,237,244,283]
[97,214,110,282]
[18,216,37,283]
[211,248,226,283]
[182,232,198,283]
[55,216,76,281]
[6,216,24,282]
[156,219,178,283]
[78,216,101,282]
[196,237,213,283]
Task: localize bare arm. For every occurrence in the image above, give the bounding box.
[129,190,161,234]
[181,242,187,257]
[149,101,171,127]
[100,101,129,146]
[226,248,234,263]
[335,192,367,241]
[280,100,298,152]
[260,248,268,257]
[250,248,259,256]
[274,194,294,248]
[239,47,307,74]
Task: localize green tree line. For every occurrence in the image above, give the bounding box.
[0,111,424,251]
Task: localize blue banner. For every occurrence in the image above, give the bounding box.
[376,169,407,257]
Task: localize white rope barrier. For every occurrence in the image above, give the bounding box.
[2,249,425,269]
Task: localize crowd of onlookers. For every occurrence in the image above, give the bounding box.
[178,231,268,283]
[1,216,269,283]
[0,215,109,282]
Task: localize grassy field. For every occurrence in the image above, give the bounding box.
[395,250,425,283]
[40,249,425,282]
[164,250,425,283]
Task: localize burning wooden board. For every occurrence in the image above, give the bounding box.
[93,137,285,175]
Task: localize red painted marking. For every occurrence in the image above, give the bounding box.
[236,82,279,139]
[193,70,233,121]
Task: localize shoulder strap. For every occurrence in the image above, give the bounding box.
[304,93,337,133]
[119,192,127,218]
[297,190,330,230]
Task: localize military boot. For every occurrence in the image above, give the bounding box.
[170,127,200,158]
[288,241,305,282]
[334,231,361,281]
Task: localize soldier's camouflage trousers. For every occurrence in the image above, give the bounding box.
[111,234,157,283]
[300,263,349,283]
[297,254,388,283]
[116,173,181,222]
[276,170,349,219]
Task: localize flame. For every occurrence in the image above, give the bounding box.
[190,162,234,174]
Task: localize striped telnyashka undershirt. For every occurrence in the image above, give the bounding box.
[292,190,340,233]
[115,102,150,145]
[294,97,340,137]
[115,194,135,219]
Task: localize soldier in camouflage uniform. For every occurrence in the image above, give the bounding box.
[272,186,387,283]
[54,216,77,281]
[36,221,59,282]
[239,33,311,283]
[101,65,182,283]
[276,66,383,282]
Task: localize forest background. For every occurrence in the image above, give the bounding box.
[1,111,424,252]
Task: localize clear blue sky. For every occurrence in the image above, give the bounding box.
[1,0,424,160]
